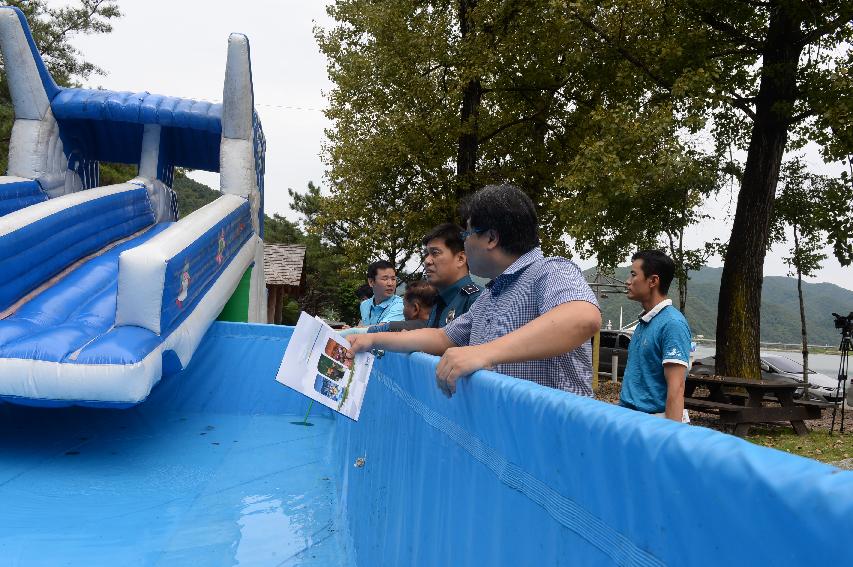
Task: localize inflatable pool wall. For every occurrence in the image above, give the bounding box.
[0,7,267,407]
[2,322,851,564]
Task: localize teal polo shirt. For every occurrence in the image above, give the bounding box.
[619,299,692,414]
[360,294,404,325]
[428,274,482,328]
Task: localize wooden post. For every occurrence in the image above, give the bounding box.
[611,353,619,383]
[592,330,600,393]
[266,285,276,324]
[273,286,284,325]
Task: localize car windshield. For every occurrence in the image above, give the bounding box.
[762,355,814,374]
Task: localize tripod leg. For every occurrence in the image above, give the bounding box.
[841,350,849,434]
[830,337,849,436]
[831,397,838,435]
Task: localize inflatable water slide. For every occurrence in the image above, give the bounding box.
[0,7,267,407]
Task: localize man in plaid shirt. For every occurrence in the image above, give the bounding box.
[349,184,600,398]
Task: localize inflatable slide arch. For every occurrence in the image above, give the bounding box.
[0,7,267,407]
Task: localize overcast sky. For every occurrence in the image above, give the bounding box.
[56,0,851,291]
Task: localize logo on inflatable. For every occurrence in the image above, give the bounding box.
[216,228,226,265]
[176,259,191,308]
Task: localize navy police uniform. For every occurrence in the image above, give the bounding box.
[427,274,482,328]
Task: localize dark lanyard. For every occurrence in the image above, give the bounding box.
[370,302,388,324]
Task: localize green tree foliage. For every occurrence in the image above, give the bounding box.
[288,182,368,324]
[318,0,853,378]
[262,212,301,244]
[316,0,724,312]
[773,157,853,383]
[0,0,122,173]
[316,1,458,270]
[99,162,136,186]
[170,171,218,217]
[316,0,719,271]
[567,1,853,377]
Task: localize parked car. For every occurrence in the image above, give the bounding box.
[596,330,631,377]
[690,354,842,402]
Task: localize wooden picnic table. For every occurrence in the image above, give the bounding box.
[685,374,828,437]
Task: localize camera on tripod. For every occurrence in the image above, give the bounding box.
[832,312,853,335]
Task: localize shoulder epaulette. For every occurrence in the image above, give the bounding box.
[461,283,481,296]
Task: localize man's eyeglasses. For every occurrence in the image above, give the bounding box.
[376,276,397,283]
[459,227,487,241]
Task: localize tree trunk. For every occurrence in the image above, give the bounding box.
[455,0,481,202]
[677,227,688,312]
[715,9,804,379]
[794,225,810,394]
[667,230,689,312]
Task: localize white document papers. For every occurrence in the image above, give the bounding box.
[275,312,374,421]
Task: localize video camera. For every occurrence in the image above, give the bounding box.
[832,312,853,335]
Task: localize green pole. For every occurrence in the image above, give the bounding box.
[291,400,315,426]
[301,400,314,424]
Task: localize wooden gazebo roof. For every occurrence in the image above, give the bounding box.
[264,244,306,287]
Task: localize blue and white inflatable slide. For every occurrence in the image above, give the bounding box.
[0,7,267,407]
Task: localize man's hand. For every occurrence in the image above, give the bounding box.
[347,333,376,354]
[434,345,493,398]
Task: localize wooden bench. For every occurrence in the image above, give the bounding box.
[712,393,832,412]
[686,395,822,436]
[685,375,822,436]
[684,398,743,413]
[792,398,833,410]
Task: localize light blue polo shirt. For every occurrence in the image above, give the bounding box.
[359,294,404,326]
[619,299,692,414]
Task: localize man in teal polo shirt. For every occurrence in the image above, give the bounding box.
[620,250,692,423]
[422,223,482,328]
[359,260,404,325]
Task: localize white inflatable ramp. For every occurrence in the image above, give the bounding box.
[0,7,268,407]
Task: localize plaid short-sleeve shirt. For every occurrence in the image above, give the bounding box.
[444,247,599,396]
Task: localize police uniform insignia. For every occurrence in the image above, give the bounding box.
[461,283,480,296]
[445,308,456,323]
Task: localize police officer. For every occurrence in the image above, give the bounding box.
[422,223,482,328]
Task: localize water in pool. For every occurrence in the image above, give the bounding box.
[0,404,354,566]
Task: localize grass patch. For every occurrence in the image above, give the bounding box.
[747,428,853,463]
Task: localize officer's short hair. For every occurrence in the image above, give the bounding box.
[404,281,438,308]
[367,260,395,281]
[422,223,465,255]
[631,250,676,294]
[459,184,539,255]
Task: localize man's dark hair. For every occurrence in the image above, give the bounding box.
[632,250,676,294]
[459,184,539,255]
[422,223,465,255]
[355,284,373,301]
[367,259,395,281]
[404,280,438,308]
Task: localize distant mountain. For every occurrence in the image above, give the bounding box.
[586,266,853,346]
